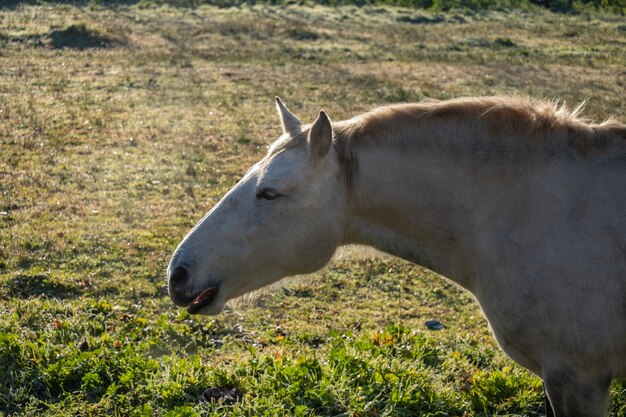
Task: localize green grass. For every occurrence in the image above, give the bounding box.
[1,2,625,416]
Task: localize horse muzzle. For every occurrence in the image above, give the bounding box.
[168,265,197,307]
[168,265,223,315]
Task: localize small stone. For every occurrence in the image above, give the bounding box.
[202,387,243,405]
[425,319,444,330]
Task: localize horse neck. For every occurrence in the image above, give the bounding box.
[342,133,525,289]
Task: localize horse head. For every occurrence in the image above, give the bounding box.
[167,98,346,314]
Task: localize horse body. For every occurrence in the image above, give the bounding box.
[345,110,626,402]
[168,97,626,416]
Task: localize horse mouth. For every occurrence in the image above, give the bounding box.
[187,287,219,314]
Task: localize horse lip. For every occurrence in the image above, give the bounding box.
[169,288,197,307]
[187,286,220,314]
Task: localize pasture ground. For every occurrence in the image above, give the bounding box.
[1,2,625,416]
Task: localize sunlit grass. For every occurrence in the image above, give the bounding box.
[0,2,624,416]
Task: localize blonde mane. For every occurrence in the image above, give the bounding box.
[336,96,624,151]
[328,96,625,188]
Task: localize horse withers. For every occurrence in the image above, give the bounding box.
[168,97,626,416]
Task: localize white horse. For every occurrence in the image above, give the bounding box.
[168,96,626,416]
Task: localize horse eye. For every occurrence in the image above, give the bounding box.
[256,189,280,200]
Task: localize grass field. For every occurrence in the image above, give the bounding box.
[1,2,625,416]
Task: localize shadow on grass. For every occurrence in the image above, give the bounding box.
[0,22,126,49]
[397,14,445,24]
[49,23,123,49]
[3,274,82,299]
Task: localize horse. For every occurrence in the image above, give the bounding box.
[167,96,626,416]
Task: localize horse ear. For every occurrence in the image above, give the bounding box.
[308,110,332,160]
[275,97,302,136]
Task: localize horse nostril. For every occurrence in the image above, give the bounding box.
[169,266,189,287]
